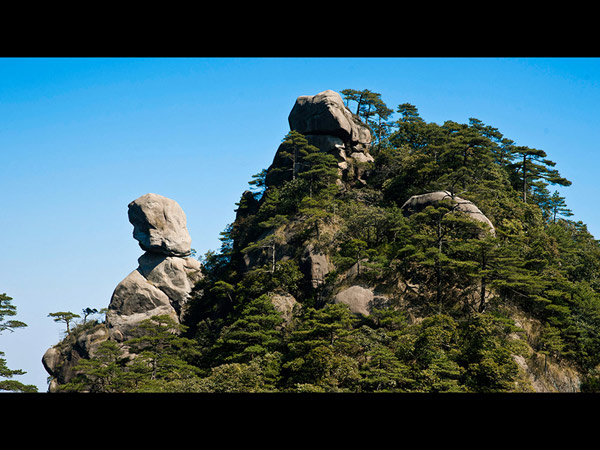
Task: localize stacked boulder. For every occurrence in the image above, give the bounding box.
[266,89,373,188]
[288,89,371,148]
[42,193,202,391]
[106,193,203,341]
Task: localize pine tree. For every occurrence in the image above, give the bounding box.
[284,303,360,391]
[406,198,488,313]
[358,344,413,392]
[509,146,571,203]
[295,139,340,241]
[248,168,267,200]
[296,137,339,199]
[267,131,314,185]
[242,214,288,273]
[48,311,80,334]
[213,294,285,365]
[547,190,573,223]
[0,293,27,333]
[340,88,366,116]
[59,339,130,392]
[411,314,465,392]
[458,313,522,392]
[0,293,38,392]
[124,315,202,392]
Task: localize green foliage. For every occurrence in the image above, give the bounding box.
[48,311,81,334]
[0,293,37,392]
[1,293,27,334]
[61,315,203,393]
[60,339,130,393]
[213,294,285,365]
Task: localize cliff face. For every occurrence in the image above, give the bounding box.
[42,89,584,393]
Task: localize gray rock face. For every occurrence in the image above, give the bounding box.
[128,193,192,257]
[41,347,61,378]
[300,244,332,288]
[401,191,495,235]
[334,285,373,316]
[269,293,298,327]
[106,268,178,341]
[42,323,111,392]
[289,90,371,146]
[137,252,202,311]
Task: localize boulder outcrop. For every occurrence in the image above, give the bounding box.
[288,89,371,147]
[333,285,390,316]
[401,190,495,235]
[267,90,373,188]
[128,193,193,257]
[107,194,202,341]
[42,193,202,390]
[300,244,332,289]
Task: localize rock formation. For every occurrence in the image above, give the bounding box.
[41,89,583,393]
[128,193,193,257]
[42,193,202,391]
[106,193,202,341]
[333,285,390,316]
[288,89,371,147]
[401,190,495,235]
[266,89,374,188]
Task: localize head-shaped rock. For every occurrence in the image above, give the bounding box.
[288,89,371,147]
[128,193,192,257]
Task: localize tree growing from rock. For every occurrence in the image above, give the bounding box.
[48,311,80,334]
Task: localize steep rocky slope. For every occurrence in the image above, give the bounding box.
[219,89,583,392]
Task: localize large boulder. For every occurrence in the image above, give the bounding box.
[137,252,202,313]
[288,90,371,147]
[42,193,203,390]
[106,267,179,341]
[300,244,332,288]
[267,90,373,189]
[333,285,389,316]
[42,323,110,392]
[401,191,495,235]
[128,193,193,257]
[269,293,299,328]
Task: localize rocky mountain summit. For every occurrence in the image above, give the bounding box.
[42,193,202,391]
[266,89,373,188]
[42,89,584,393]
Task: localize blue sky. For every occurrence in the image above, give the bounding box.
[2,57,600,391]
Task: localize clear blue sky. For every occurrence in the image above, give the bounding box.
[2,57,600,392]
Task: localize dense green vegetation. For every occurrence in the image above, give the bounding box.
[55,89,600,392]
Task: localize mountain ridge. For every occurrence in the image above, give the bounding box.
[42,89,599,393]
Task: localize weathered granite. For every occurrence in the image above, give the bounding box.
[128,193,193,257]
[288,90,371,146]
[401,190,495,235]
